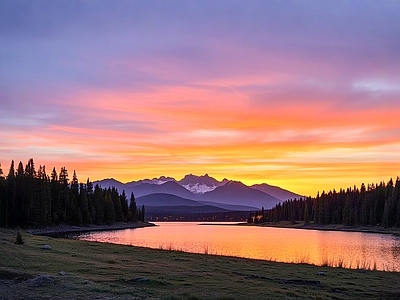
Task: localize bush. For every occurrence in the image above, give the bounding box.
[15,231,24,245]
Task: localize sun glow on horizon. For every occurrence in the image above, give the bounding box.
[1,1,400,197]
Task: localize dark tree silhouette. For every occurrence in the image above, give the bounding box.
[248,177,400,229]
[0,159,146,228]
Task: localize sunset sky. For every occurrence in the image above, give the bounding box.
[1,1,400,196]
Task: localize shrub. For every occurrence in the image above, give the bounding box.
[15,231,24,245]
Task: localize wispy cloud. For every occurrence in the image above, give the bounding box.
[1,1,400,195]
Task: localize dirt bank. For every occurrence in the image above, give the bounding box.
[26,221,155,237]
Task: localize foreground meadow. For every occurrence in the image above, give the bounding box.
[0,228,399,300]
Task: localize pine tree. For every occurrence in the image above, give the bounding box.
[375,182,386,224]
[120,190,128,222]
[129,192,137,221]
[71,170,79,196]
[0,163,5,227]
[382,198,390,229]
[140,205,145,222]
[343,194,354,226]
[395,177,400,227]
[79,184,91,224]
[50,167,62,224]
[304,200,310,224]
[5,160,16,227]
[59,167,69,186]
[111,187,123,222]
[51,167,58,182]
[25,158,36,178]
[35,175,52,226]
[15,162,26,226]
[86,178,93,195]
[104,190,115,225]
[93,185,105,224]
[68,170,81,224]
[313,192,320,224]
[290,205,295,224]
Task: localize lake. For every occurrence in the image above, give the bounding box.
[77,222,400,272]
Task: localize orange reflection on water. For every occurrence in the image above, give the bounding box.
[78,222,400,272]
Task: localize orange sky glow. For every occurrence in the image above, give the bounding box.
[1,2,400,196]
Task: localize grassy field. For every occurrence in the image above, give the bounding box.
[1,228,399,299]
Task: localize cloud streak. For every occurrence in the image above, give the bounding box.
[1,1,400,195]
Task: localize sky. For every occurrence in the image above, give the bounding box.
[1,1,400,196]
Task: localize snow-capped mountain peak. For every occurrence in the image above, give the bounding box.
[182,182,219,194]
[128,176,175,186]
[178,174,223,194]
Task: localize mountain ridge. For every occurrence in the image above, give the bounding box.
[94,174,302,210]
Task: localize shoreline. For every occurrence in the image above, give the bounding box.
[25,221,156,237]
[24,220,400,237]
[1,227,399,299]
[243,221,400,236]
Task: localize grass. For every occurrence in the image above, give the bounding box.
[0,228,399,299]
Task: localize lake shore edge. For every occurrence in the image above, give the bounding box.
[242,220,400,236]
[1,227,399,299]
[25,221,156,237]
[26,220,400,237]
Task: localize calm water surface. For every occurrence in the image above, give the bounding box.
[77,222,400,271]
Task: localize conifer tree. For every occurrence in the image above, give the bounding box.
[120,190,128,222]
[34,175,52,226]
[50,167,62,224]
[140,205,145,222]
[111,187,123,222]
[5,160,16,227]
[304,200,310,224]
[104,189,115,225]
[86,178,93,195]
[86,178,95,221]
[25,158,36,178]
[51,167,58,182]
[129,192,137,221]
[0,163,5,226]
[313,192,320,224]
[79,183,91,224]
[15,161,26,225]
[71,170,79,197]
[93,184,105,224]
[68,170,82,224]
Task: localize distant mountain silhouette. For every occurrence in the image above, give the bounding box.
[131,181,198,199]
[197,201,257,211]
[126,176,175,186]
[136,193,201,207]
[137,193,233,215]
[95,178,126,191]
[145,205,228,214]
[200,181,280,209]
[93,175,295,210]
[136,193,257,211]
[250,183,302,201]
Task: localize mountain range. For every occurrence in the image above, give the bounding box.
[94,174,302,219]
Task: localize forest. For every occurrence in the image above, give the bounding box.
[248,177,400,228]
[0,158,144,228]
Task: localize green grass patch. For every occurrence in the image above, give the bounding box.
[0,228,399,299]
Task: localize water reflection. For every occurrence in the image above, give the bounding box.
[77,222,400,272]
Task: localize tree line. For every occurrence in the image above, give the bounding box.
[0,158,144,228]
[248,177,400,228]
